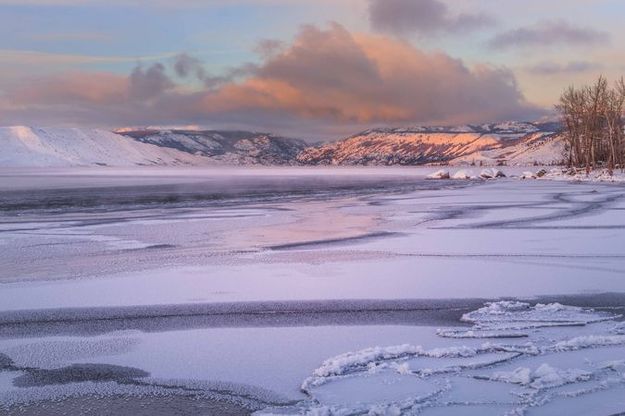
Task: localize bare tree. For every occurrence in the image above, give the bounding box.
[556,76,625,174]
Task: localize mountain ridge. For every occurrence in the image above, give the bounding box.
[297,122,562,166]
[0,122,564,168]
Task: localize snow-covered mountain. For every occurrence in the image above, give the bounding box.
[0,126,211,167]
[0,127,307,167]
[297,122,563,166]
[0,122,563,168]
[117,129,308,166]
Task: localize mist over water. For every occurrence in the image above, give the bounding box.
[0,167,456,213]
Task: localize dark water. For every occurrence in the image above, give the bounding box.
[0,173,458,213]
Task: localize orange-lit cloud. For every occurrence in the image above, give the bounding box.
[201,24,542,129]
[1,24,542,137]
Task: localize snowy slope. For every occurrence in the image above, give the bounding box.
[449,132,565,166]
[0,126,212,167]
[297,131,501,165]
[297,123,561,166]
[1,123,563,168]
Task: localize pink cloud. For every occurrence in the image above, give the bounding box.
[1,24,542,137]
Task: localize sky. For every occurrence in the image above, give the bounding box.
[0,0,624,138]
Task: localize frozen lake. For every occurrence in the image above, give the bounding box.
[1,167,625,415]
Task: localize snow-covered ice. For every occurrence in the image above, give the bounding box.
[1,167,625,415]
[258,302,625,415]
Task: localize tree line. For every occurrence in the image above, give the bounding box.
[557,76,625,174]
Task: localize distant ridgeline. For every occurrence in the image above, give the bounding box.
[0,122,563,168]
[296,122,562,166]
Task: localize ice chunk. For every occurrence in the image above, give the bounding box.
[479,168,506,179]
[301,344,481,391]
[551,335,625,352]
[461,301,617,332]
[452,170,474,179]
[491,367,531,385]
[403,351,519,375]
[426,169,450,179]
[306,344,424,380]
[489,364,591,389]
[282,301,624,416]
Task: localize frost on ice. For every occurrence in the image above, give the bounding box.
[256,302,625,415]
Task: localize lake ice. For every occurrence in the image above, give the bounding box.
[1,167,624,415]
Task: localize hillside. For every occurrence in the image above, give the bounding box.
[449,132,565,166]
[117,129,308,166]
[0,123,564,168]
[0,126,209,167]
[296,122,561,166]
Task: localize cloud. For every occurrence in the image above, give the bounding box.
[489,21,609,49]
[254,39,285,59]
[1,24,541,137]
[173,53,207,80]
[201,24,540,127]
[171,53,256,89]
[526,60,604,75]
[128,63,174,100]
[368,0,493,36]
